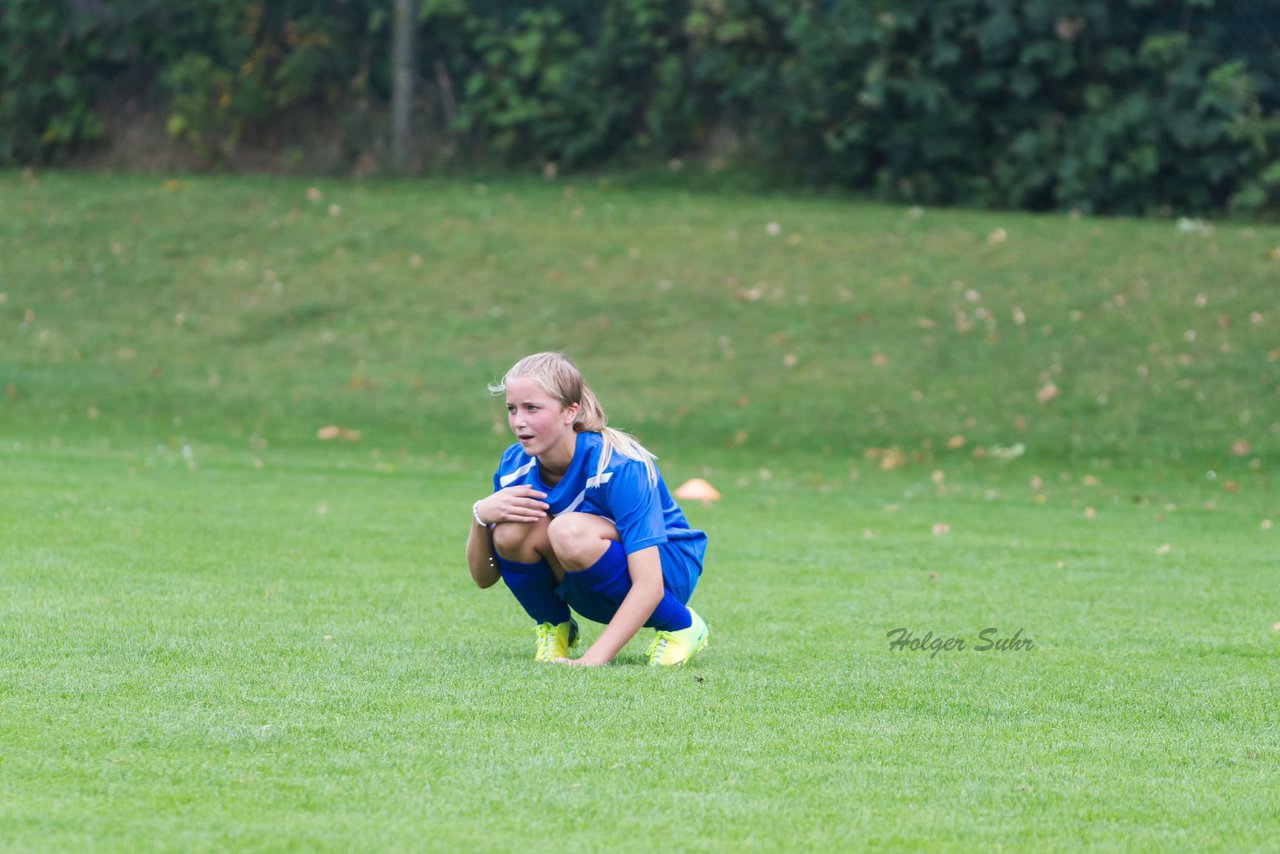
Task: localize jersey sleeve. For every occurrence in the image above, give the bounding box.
[492,443,523,493]
[603,460,667,554]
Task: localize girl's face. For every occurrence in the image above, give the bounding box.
[505,376,578,458]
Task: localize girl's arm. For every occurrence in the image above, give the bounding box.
[560,546,663,665]
[466,487,549,588]
[466,513,500,588]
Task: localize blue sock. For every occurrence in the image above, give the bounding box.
[495,555,570,625]
[568,541,692,632]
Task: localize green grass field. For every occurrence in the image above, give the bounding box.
[2,171,1277,850]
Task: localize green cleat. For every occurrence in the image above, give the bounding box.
[534,619,579,662]
[646,608,709,666]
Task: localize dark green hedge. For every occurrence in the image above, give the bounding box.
[3,0,1277,214]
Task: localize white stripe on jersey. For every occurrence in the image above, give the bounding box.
[498,458,537,487]
[562,470,612,514]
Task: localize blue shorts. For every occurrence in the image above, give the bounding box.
[555,535,706,625]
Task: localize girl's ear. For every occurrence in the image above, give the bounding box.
[563,402,580,424]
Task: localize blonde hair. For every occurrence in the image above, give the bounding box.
[489,352,658,485]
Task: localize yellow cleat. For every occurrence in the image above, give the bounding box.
[534,619,579,662]
[646,608,709,666]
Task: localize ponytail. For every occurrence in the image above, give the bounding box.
[574,384,658,486]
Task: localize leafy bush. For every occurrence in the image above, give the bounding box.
[0,1,383,165]
[1,0,1276,214]
[160,2,382,162]
[0,0,107,164]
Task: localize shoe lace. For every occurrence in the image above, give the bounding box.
[535,623,555,658]
[647,632,672,663]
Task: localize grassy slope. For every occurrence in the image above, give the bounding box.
[1,172,1277,851]
[3,171,1276,463]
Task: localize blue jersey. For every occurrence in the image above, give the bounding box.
[492,431,706,555]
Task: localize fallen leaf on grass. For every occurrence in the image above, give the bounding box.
[317,425,341,440]
[879,448,905,470]
[1156,543,1171,555]
[1176,217,1212,236]
[989,443,1025,460]
[1036,382,1060,404]
[931,523,951,535]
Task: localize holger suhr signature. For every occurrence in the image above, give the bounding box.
[887,627,1034,659]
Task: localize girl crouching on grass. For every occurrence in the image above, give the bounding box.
[465,352,709,666]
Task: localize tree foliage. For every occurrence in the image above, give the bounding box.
[2,0,1276,213]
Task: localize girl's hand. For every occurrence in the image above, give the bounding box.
[476,486,549,524]
[552,655,607,667]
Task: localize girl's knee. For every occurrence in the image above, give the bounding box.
[547,513,615,567]
[492,518,550,561]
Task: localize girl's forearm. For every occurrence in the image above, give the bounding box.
[466,518,500,588]
[579,547,662,663]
